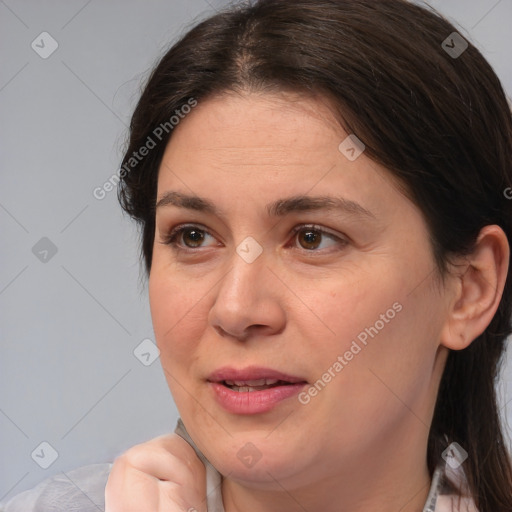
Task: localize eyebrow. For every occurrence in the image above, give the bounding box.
[155,191,376,220]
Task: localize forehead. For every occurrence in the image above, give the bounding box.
[161,91,343,167]
[155,91,410,225]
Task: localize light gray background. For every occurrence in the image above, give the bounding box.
[1,0,511,502]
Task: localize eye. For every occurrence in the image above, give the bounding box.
[161,224,218,249]
[160,223,347,253]
[290,225,347,251]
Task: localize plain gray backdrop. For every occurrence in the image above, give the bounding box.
[1,0,512,502]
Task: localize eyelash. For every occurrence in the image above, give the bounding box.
[160,223,348,254]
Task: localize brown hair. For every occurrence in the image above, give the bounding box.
[118,0,512,509]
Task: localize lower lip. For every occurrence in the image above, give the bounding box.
[209,382,307,414]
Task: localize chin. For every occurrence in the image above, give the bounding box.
[203,434,311,487]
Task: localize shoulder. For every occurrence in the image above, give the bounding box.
[0,463,112,512]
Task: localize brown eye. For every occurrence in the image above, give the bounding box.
[162,224,217,250]
[291,225,346,252]
[297,228,323,250]
[181,228,206,248]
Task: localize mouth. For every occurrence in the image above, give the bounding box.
[207,367,308,414]
[208,366,307,387]
[221,378,299,392]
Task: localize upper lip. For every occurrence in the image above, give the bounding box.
[208,366,307,384]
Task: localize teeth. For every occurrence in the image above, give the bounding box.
[230,385,266,392]
[222,378,285,392]
[235,386,254,392]
[225,378,280,387]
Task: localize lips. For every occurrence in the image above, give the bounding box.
[208,367,307,388]
[207,367,308,414]
[223,378,284,392]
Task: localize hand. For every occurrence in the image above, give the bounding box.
[105,433,207,512]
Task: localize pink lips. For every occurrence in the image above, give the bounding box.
[207,366,307,414]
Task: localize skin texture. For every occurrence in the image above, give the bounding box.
[107,90,509,512]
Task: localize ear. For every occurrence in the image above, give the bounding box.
[440,225,510,350]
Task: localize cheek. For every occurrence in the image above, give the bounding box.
[148,264,209,365]
[294,263,402,357]
[148,267,213,418]
[314,282,442,437]
[300,259,442,398]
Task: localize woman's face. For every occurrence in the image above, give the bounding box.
[149,91,451,489]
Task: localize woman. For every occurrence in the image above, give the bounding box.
[2,0,511,511]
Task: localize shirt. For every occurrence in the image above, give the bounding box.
[0,419,478,512]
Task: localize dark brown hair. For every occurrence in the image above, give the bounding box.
[118,0,512,509]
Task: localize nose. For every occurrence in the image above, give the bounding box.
[208,248,286,342]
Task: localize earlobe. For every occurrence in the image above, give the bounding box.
[440,225,510,351]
